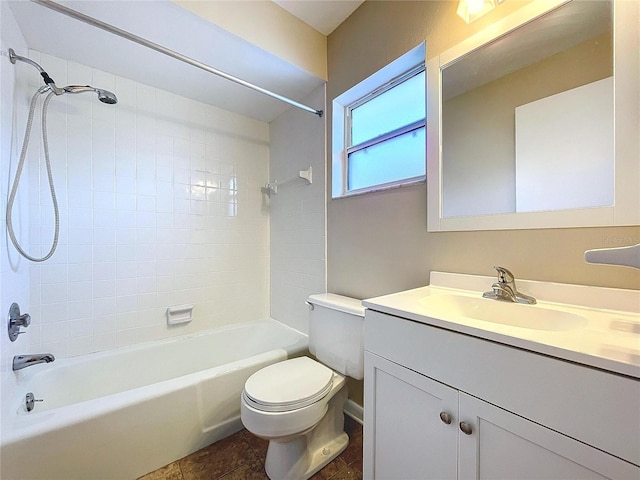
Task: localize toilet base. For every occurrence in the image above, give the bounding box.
[264,386,349,480]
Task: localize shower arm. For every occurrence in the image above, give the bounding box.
[30,0,324,118]
[8,48,64,95]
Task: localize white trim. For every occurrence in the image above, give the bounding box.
[427,0,640,232]
[344,398,364,425]
[337,176,425,199]
[347,119,425,154]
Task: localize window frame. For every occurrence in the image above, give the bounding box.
[332,47,427,199]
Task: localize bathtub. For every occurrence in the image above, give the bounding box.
[0,319,307,480]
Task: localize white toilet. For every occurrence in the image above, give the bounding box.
[240,293,365,480]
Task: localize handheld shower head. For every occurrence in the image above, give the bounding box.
[96,89,118,104]
[63,85,118,104]
[8,50,118,104]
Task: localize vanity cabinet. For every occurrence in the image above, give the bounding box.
[364,352,458,479]
[363,310,640,480]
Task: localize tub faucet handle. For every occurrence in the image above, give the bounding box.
[8,303,31,342]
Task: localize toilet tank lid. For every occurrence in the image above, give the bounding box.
[307,293,365,317]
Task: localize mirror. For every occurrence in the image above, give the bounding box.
[427,0,639,232]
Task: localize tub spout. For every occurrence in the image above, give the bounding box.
[13,354,55,371]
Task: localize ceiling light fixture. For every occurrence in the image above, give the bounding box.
[457,0,504,23]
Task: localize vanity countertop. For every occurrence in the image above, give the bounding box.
[363,272,640,379]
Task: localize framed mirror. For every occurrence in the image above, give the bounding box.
[427,0,639,232]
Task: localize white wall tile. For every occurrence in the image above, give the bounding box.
[40,302,69,324]
[69,318,94,338]
[41,264,68,284]
[9,51,272,360]
[68,265,92,283]
[94,209,115,228]
[93,279,116,298]
[115,278,137,297]
[116,295,137,314]
[68,299,93,320]
[93,297,116,316]
[269,87,326,334]
[68,336,95,357]
[93,332,116,352]
[41,284,68,305]
[94,314,116,334]
[41,321,68,344]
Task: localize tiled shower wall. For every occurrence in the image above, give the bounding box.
[19,51,271,358]
[269,86,326,334]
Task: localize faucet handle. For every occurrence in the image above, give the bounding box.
[9,303,30,327]
[493,266,515,283]
[13,313,31,328]
[8,303,31,342]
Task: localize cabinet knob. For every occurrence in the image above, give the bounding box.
[459,421,473,435]
[439,412,452,425]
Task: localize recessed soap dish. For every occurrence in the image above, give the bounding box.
[166,305,193,325]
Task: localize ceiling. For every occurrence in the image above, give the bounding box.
[273,0,364,35]
[8,0,362,122]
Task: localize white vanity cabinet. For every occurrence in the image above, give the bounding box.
[364,352,458,479]
[363,310,640,480]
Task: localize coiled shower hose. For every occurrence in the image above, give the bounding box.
[6,86,60,262]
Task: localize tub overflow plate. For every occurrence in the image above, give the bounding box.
[25,392,43,412]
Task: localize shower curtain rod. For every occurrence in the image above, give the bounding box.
[31,0,324,117]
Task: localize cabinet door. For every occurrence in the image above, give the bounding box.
[458,392,639,480]
[364,352,458,480]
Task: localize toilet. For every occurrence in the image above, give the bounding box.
[240,293,365,480]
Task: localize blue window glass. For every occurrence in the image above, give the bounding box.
[351,71,426,146]
[348,127,425,191]
[346,67,426,193]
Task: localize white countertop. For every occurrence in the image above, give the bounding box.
[363,272,640,379]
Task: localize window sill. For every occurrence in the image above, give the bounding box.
[332,176,425,200]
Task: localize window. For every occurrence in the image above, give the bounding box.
[332,44,426,198]
[347,68,425,191]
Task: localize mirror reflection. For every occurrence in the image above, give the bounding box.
[441,1,613,218]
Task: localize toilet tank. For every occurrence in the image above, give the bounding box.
[307,293,365,380]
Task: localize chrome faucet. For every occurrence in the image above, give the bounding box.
[482,266,536,305]
[12,354,55,371]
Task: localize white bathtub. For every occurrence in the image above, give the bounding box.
[1,319,307,480]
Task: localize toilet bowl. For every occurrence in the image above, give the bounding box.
[241,357,349,479]
[240,294,364,480]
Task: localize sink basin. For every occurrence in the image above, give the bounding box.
[419,294,588,331]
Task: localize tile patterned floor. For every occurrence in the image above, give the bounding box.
[137,415,363,480]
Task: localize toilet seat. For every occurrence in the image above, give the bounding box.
[244,357,334,413]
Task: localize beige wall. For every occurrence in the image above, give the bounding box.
[327,0,639,303]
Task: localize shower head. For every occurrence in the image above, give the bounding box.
[63,85,118,104]
[96,89,118,104]
[9,48,64,95]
